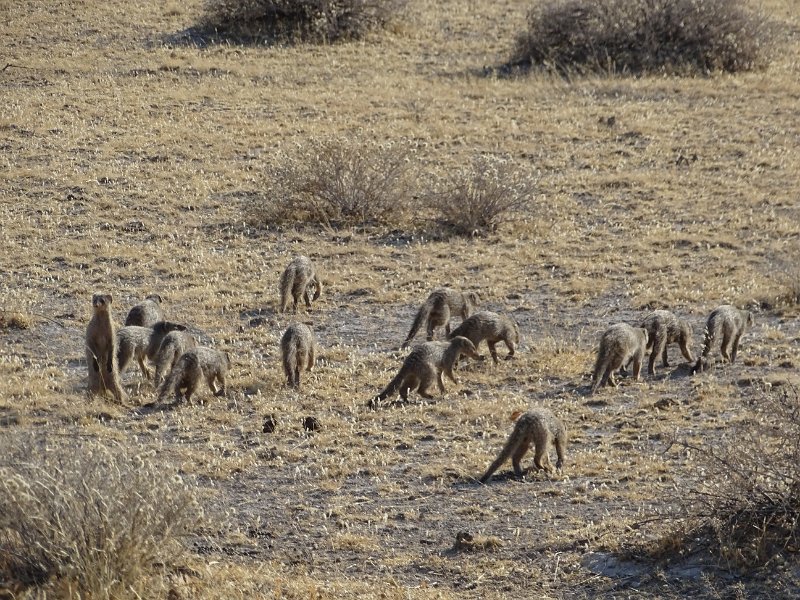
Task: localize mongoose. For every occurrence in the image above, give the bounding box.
[448,310,519,364]
[590,323,649,394]
[157,346,230,404]
[279,255,322,313]
[153,329,197,386]
[124,294,164,327]
[116,321,187,380]
[401,287,481,348]
[85,293,127,402]
[369,336,481,407]
[479,408,567,483]
[692,305,754,374]
[280,322,317,388]
[639,310,694,376]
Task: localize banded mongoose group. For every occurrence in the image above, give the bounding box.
[84,252,756,484]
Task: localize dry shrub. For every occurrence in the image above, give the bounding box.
[510,0,773,75]
[202,0,406,44]
[251,138,417,229]
[427,157,536,237]
[668,385,800,569]
[0,434,198,598]
[0,310,32,330]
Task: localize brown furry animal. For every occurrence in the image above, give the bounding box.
[369,336,481,407]
[124,294,164,327]
[590,323,649,394]
[401,287,480,348]
[448,310,519,364]
[280,322,317,388]
[157,346,230,404]
[692,305,754,374]
[639,310,694,376]
[116,321,187,380]
[85,293,127,402]
[279,255,322,313]
[480,408,567,483]
[153,330,197,386]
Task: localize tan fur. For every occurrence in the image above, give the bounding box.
[448,310,519,364]
[369,336,481,407]
[402,288,481,348]
[279,255,322,313]
[480,408,567,483]
[85,293,127,402]
[116,321,186,380]
[124,294,164,327]
[640,310,694,375]
[153,330,197,386]
[280,322,317,388]
[591,323,649,394]
[157,346,230,404]
[692,305,754,374]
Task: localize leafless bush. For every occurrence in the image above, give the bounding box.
[0,434,198,597]
[202,0,406,44]
[509,0,773,75]
[667,385,800,569]
[426,158,536,237]
[250,138,417,229]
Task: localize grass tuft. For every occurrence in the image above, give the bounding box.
[509,0,773,75]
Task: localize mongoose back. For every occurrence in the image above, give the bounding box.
[280,322,317,388]
[157,346,230,404]
[591,323,649,394]
[85,293,127,402]
[448,310,519,364]
[640,310,694,376]
[279,255,322,313]
[480,408,567,483]
[369,336,481,407]
[116,321,187,380]
[153,329,197,386]
[124,294,164,327]
[401,287,481,348]
[692,305,754,374]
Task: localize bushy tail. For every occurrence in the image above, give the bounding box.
[402,303,431,349]
[692,317,722,374]
[154,342,179,387]
[279,269,294,313]
[367,371,405,408]
[312,275,322,301]
[157,363,181,403]
[479,421,524,483]
[283,341,298,386]
[590,352,610,395]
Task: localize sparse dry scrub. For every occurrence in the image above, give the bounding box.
[250,138,417,229]
[0,434,198,598]
[201,0,406,44]
[509,0,773,75]
[427,157,536,237]
[662,385,800,569]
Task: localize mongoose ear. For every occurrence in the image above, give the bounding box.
[152,294,163,303]
[510,410,523,422]
[105,294,113,304]
[175,323,187,331]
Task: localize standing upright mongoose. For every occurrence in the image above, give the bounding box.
[369,336,481,407]
[591,323,649,394]
[479,408,567,483]
[639,310,694,376]
[116,321,187,380]
[124,294,164,327]
[692,305,754,374]
[448,310,519,364]
[157,346,230,404]
[85,293,127,402]
[280,322,317,388]
[279,255,322,313]
[401,287,481,348]
[153,329,197,386]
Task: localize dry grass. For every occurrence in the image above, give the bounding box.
[1,0,799,597]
